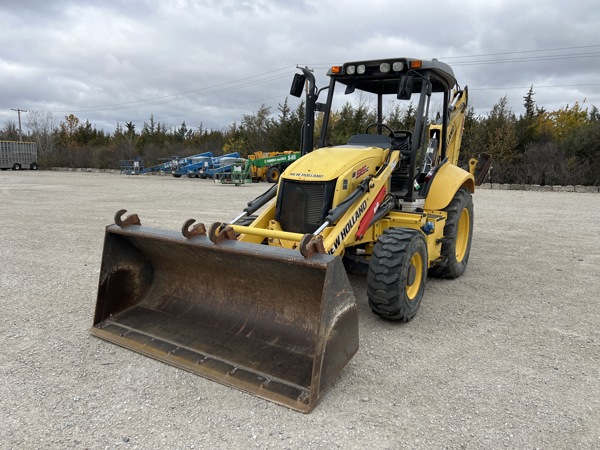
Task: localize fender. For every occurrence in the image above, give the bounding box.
[424,162,475,211]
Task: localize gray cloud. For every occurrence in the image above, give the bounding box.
[1,0,599,133]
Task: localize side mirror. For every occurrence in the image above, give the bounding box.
[290,73,306,97]
[397,75,414,100]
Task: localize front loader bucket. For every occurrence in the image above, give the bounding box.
[91,223,358,413]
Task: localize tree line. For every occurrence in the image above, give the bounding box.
[464,87,600,186]
[1,87,598,186]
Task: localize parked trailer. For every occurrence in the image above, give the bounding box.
[0,141,38,170]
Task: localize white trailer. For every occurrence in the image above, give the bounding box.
[0,141,38,170]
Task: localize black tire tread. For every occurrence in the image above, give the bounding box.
[429,187,473,279]
[367,228,427,322]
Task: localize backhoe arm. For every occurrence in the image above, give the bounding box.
[444,87,468,166]
[429,87,468,168]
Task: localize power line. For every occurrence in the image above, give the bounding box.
[28,46,600,116]
[304,45,600,68]
[153,94,289,122]
[471,83,600,91]
[451,52,600,66]
[40,66,296,114]
[439,44,600,60]
[8,45,600,128]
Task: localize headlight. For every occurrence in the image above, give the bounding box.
[357,64,366,75]
[346,65,356,75]
[392,61,404,71]
[380,63,391,73]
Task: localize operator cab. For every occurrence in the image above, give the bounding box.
[291,57,457,204]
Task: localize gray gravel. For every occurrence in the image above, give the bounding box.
[1,170,599,449]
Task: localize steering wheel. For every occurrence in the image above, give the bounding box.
[365,122,394,136]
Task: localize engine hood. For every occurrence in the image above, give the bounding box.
[283,145,387,182]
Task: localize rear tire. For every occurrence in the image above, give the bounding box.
[13,163,21,170]
[31,163,38,170]
[429,187,473,279]
[266,166,280,183]
[367,228,428,322]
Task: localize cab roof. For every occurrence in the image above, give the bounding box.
[327,57,456,95]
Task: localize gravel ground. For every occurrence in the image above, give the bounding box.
[1,170,599,449]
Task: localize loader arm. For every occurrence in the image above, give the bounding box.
[321,151,399,256]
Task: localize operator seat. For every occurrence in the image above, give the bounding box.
[347,134,391,149]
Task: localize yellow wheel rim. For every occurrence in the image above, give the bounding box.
[406,252,423,300]
[455,208,470,262]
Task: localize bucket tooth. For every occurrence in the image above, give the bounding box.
[208,222,237,243]
[182,219,206,238]
[114,209,141,227]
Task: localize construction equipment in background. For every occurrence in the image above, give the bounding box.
[120,157,144,175]
[214,158,252,185]
[0,140,38,170]
[199,153,241,179]
[139,157,181,175]
[169,151,214,177]
[181,153,213,177]
[247,151,301,183]
[177,152,241,178]
[92,57,489,413]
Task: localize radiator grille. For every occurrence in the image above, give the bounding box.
[276,180,336,234]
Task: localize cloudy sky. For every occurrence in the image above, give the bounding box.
[1,0,599,134]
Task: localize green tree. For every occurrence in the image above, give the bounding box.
[222,122,246,154]
[269,98,304,151]
[481,96,520,166]
[238,104,273,154]
[516,85,541,147]
[0,120,21,140]
[561,119,600,185]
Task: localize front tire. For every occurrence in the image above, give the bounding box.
[266,166,280,183]
[429,187,473,279]
[367,228,428,322]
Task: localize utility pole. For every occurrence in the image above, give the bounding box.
[11,108,28,142]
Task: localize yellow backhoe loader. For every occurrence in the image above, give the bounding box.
[92,57,489,413]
